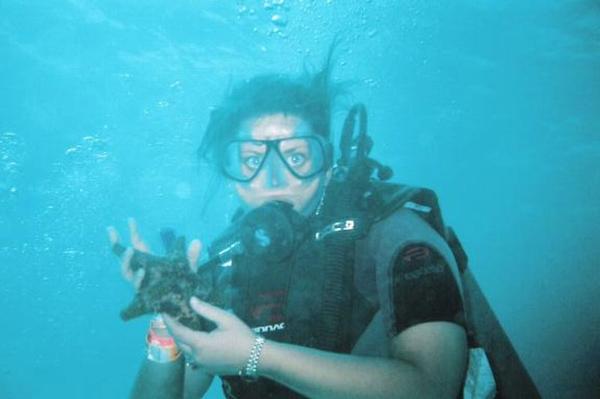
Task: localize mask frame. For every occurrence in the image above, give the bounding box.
[221,135,333,182]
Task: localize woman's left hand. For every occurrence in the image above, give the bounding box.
[162,297,257,376]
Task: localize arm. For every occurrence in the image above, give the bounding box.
[130,357,184,399]
[247,232,469,398]
[131,357,213,399]
[258,321,467,399]
[108,221,213,398]
[130,357,214,399]
[184,365,215,399]
[164,299,467,399]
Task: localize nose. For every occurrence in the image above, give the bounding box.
[263,151,286,188]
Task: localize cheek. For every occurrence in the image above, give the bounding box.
[234,180,318,208]
[288,178,323,211]
[294,179,318,197]
[234,183,260,207]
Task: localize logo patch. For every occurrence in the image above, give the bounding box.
[400,245,445,280]
[253,322,286,333]
[402,245,430,263]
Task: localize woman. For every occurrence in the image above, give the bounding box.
[109,59,468,398]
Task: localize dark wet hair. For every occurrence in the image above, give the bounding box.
[197,48,343,169]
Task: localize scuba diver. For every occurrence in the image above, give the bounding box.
[108,54,470,399]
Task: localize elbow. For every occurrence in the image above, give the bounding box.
[423,381,460,399]
[393,359,465,399]
[404,373,459,399]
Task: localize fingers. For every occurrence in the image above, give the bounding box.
[187,239,202,272]
[161,317,199,366]
[128,218,150,252]
[178,342,193,355]
[162,313,207,347]
[107,226,119,246]
[133,268,146,290]
[120,249,144,291]
[189,297,235,329]
[111,220,148,291]
[121,248,134,281]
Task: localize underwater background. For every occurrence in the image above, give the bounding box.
[1,1,598,398]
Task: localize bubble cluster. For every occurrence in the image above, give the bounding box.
[236,0,291,39]
[54,133,117,217]
[64,135,110,164]
[0,131,25,197]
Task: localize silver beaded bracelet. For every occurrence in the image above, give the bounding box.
[239,335,266,382]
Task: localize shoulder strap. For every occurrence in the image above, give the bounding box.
[366,181,468,273]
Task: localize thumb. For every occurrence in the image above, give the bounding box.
[190,297,234,329]
[107,226,120,246]
[187,239,202,272]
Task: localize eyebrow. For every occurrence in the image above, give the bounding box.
[239,142,267,150]
[280,139,310,148]
[281,145,309,155]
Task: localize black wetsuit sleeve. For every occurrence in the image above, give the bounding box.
[391,243,465,335]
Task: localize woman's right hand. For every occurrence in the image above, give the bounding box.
[107,218,202,291]
[107,218,150,291]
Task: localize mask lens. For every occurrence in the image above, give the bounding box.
[223,141,267,181]
[222,136,327,181]
[277,137,325,178]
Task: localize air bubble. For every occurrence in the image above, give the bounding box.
[271,14,287,27]
[4,161,18,171]
[65,147,79,155]
[64,249,84,256]
[1,131,24,177]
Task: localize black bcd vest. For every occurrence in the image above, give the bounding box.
[219,181,467,399]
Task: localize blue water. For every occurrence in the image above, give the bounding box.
[1,1,598,398]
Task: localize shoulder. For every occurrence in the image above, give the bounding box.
[367,207,461,289]
[363,182,462,290]
[360,186,466,336]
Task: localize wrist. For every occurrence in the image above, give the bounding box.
[254,339,281,379]
[146,315,181,363]
[238,335,266,381]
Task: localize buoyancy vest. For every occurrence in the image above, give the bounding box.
[219,181,468,399]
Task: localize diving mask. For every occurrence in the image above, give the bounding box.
[221,136,331,182]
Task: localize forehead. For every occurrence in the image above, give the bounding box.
[237,113,313,141]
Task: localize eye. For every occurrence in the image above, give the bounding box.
[243,155,262,170]
[287,153,306,167]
